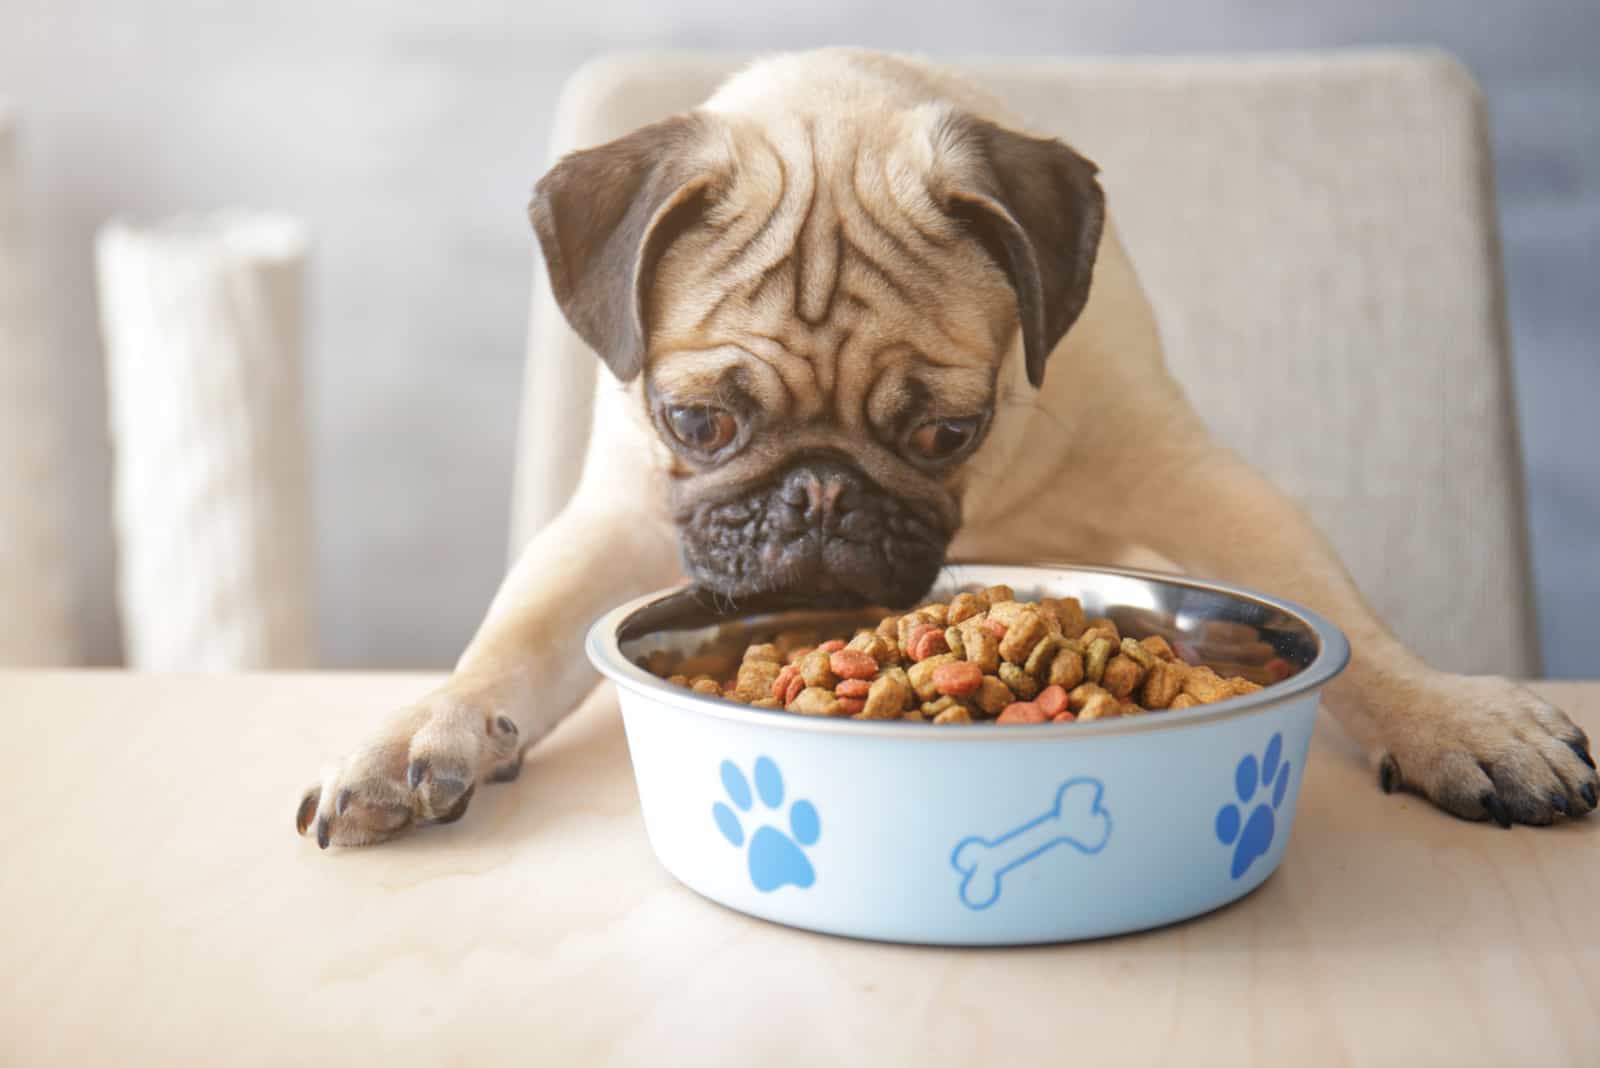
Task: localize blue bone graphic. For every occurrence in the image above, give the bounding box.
[951,777,1112,910]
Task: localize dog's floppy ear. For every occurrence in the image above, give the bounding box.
[529,113,717,382]
[936,115,1105,387]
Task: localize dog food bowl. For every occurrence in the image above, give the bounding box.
[587,563,1349,945]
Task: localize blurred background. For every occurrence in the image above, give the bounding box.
[0,0,1595,674]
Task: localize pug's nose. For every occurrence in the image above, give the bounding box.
[776,458,865,528]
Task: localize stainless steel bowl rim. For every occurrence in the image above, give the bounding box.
[587,563,1351,740]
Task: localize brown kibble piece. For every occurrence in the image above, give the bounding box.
[1140,660,1187,709]
[1119,637,1157,671]
[919,603,949,627]
[1054,597,1088,639]
[998,661,1039,699]
[1077,691,1120,721]
[997,701,1047,725]
[789,686,842,716]
[947,592,983,625]
[1101,654,1145,700]
[999,610,1047,664]
[973,675,1014,715]
[1047,647,1085,689]
[798,649,836,689]
[743,643,782,664]
[1139,635,1177,662]
[1182,666,1233,704]
[859,674,911,719]
[735,659,781,699]
[932,704,973,726]
[1067,682,1112,711]
[1169,693,1199,710]
[691,678,722,696]
[667,674,690,688]
[908,653,958,702]
[943,625,966,660]
[1086,617,1121,643]
[980,584,1015,606]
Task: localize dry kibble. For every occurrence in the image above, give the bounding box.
[973,675,1015,716]
[1036,684,1069,718]
[789,686,842,716]
[999,611,1047,664]
[834,678,871,699]
[1047,647,1085,689]
[947,592,984,625]
[859,674,911,719]
[1139,635,1177,662]
[1140,659,1187,709]
[980,584,1016,606]
[932,660,984,698]
[998,661,1039,699]
[829,649,879,680]
[960,622,1001,674]
[649,588,1287,728]
[1077,691,1121,721]
[798,649,836,689]
[908,653,958,702]
[1084,638,1113,684]
[1101,654,1145,701]
[1023,635,1064,678]
[997,701,1047,725]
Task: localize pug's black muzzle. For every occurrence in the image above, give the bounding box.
[676,453,948,607]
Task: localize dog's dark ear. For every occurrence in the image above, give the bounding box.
[530,113,717,382]
[937,115,1105,387]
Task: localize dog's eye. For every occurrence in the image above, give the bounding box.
[665,404,738,452]
[909,417,982,462]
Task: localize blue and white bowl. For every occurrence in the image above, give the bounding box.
[588,564,1350,945]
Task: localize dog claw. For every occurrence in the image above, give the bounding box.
[296,790,319,835]
[1570,740,1596,770]
[315,816,331,849]
[490,759,522,783]
[1480,792,1512,829]
[1582,783,1596,810]
[335,789,353,816]
[1378,755,1400,795]
[496,716,517,736]
[432,784,476,824]
[1550,792,1570,816]
[407,759,429,790]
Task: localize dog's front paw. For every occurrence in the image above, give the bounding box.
[1377,675,1596,827]
[294,689,524,848]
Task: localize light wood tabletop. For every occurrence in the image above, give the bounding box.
[1,672,1596,1066]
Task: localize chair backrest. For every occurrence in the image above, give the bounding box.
[512,50,1537,677]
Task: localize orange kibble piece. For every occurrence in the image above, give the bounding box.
[997,701,1048,725]
[770,665,798,703]
[829,649,880,680]
[1036,684,1069,718]
[837,697,866,716]
[834,678,871,699]
[783,673,806,705]
[818,639,846,653]
[982,618,1008,640]
[1051,711,1077,723]
[907,625,950,662]
[931,661,983,697]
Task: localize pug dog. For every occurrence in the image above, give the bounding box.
[296,48,1595,848]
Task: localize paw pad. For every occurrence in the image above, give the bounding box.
[712,756,819,892]
[1215,732,1291,879]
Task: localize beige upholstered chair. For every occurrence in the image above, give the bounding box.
[512,50,1537,678]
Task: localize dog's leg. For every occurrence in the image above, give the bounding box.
[1067,408,1596,826]
[295,498,679,847]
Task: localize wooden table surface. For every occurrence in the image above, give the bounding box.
[1,673,1596,1067]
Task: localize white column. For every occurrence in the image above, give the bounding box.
[96,212,315,669]
[0,102,75,666]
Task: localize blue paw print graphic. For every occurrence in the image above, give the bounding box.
[712,756,820,892]
[1215,733,1291,879]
